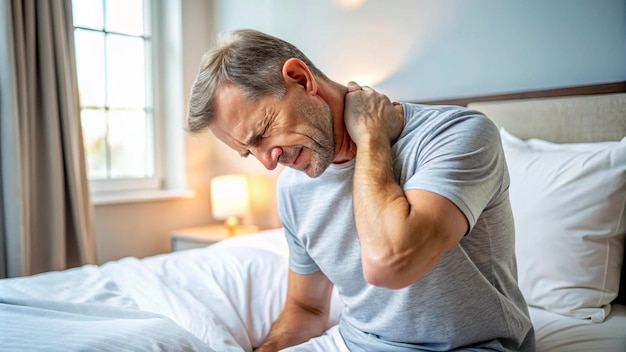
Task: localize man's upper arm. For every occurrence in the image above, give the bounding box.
[404,188,468,251]
[402,111,505,231]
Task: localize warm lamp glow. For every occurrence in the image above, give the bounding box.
[211,174,250,235]
[334,0,366,10]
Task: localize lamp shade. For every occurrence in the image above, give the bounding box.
[210,174,250,220]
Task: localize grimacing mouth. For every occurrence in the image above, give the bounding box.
[279,146,303,166]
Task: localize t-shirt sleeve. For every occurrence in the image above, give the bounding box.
[403,109,507,232]
[277,172,321,274]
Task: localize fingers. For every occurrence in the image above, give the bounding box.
[347,81,375,93]
[347,81,362,92]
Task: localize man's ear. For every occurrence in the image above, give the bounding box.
[282,58,317,95]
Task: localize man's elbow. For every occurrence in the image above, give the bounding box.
[362,255,423,290]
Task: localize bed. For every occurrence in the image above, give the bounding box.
[1,82,625,351]
[465,88,626,352]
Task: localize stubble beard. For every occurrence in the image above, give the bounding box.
[299,100,336,178]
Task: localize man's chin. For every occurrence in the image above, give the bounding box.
[304,170,324,178]
[292,166,321,178]
[299,161,330,178]
[291,150,334,178]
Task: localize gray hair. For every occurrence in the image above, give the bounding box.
[186,29,328,133]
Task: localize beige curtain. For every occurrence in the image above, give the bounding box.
[0,0,96,278]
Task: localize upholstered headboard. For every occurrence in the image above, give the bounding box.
[468,93,626,143]
[466,88,626,308]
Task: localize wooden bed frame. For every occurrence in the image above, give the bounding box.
[419,80,626,106]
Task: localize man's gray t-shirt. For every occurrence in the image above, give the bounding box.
[277,103,535,351]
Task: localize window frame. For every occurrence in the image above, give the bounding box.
[73,0,190,204]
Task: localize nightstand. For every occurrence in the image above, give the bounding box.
[170,224,260,251]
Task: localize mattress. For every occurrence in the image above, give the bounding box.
[530,304,626,351]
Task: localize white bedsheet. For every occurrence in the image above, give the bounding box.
[530,304,626,352]
[2,227,623,351]
[1,294,214,351]
[0,229,344,351]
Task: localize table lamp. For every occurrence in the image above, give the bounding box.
[210,174,250,236]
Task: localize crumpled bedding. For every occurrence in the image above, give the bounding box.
[0,229,343,351]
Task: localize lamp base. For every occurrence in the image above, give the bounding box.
[224,216,240,237]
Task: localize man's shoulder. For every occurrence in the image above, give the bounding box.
[401,102,494,136]
[403,102,469,113]
[403,102,486,120]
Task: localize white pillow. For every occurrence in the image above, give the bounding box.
[500,128,626,322]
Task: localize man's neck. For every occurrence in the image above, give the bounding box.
[332,131,357,164]
[316,81,356,164]
[389,103,405,142]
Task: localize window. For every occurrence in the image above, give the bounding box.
[72,0,189,203]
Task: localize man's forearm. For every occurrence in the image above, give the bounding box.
[353,135,408,236]
[352,134,416,288]
[343,82,411,275]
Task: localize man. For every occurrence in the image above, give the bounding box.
[187,29,535,352]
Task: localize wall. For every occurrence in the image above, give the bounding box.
[93,0,626,264]
[213,0,626,101]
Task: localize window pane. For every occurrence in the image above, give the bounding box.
[74,29,105,107]
[108,109,152,178]
[106,34,146,108]
[105,0,144,35]
[81,109,107,179]
[72,0,103,30]
[73,0,160,188]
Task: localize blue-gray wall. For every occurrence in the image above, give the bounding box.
[213,0,626,101]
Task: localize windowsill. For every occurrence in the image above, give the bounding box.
[92,188,196,206]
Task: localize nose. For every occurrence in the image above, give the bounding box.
[255,146,282,170]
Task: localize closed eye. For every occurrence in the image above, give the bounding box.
[261,123,271,137]
[256,124,271,142]
[249,124,270,147]
[244,123,269,147]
